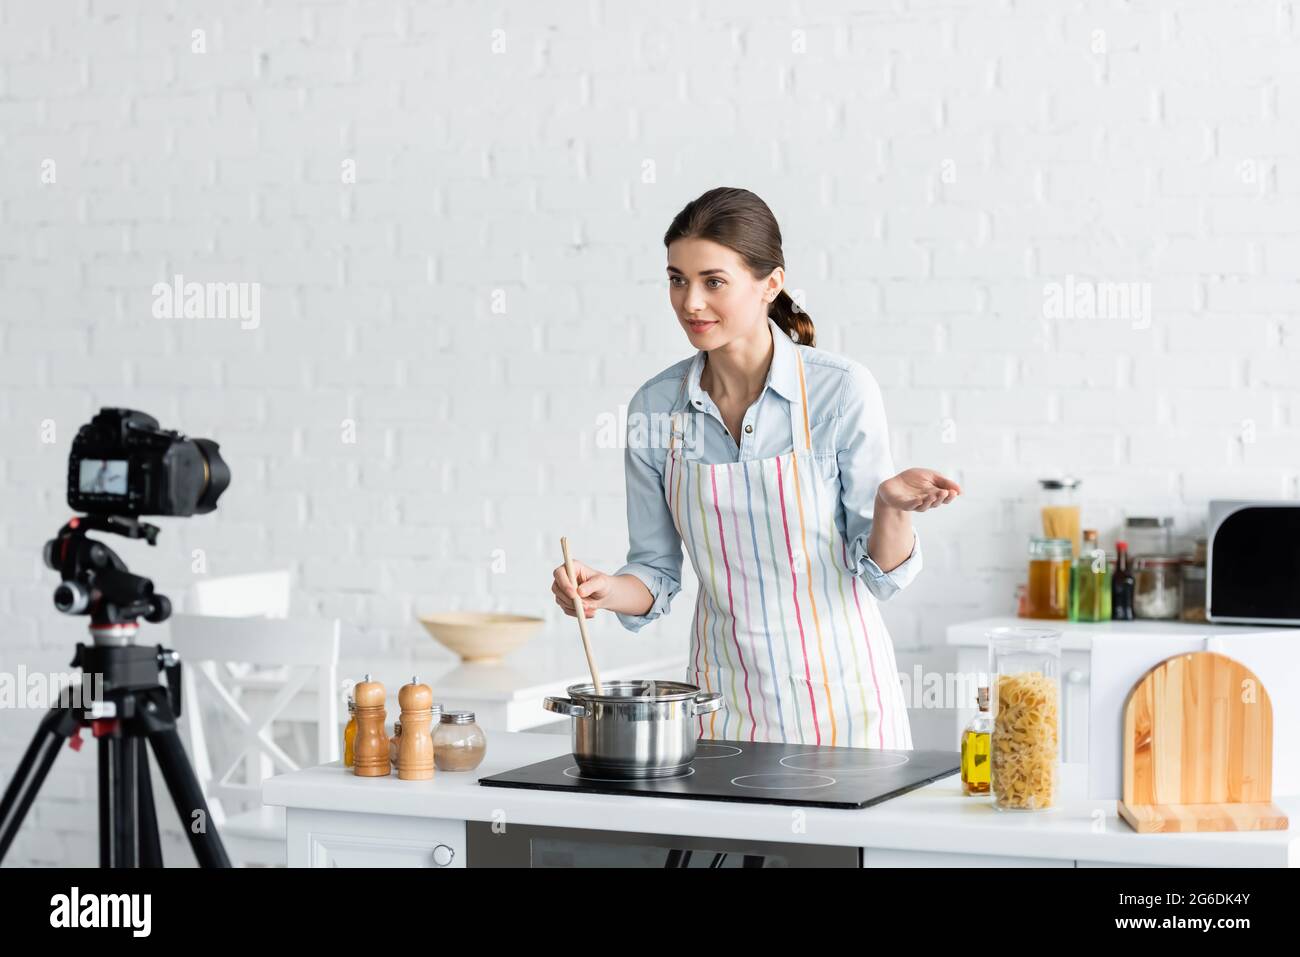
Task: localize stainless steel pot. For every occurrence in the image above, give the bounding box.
[543,680,724,779]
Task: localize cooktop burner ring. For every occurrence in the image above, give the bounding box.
[778,751,910,773]
[562,765,696,783]
[692,744,743,759]
[731,772,837,791]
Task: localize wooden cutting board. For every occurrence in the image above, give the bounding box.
[1118,650,1289,833]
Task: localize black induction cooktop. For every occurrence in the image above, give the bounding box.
[478,740,961,810]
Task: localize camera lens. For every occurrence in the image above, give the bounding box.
[193,438,230,514]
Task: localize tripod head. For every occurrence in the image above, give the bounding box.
[43,514,172,630]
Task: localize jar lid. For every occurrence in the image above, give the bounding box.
[1038,477,1080,490]
[1029,536,1074,557]
[440,709,476,725]
[986,625,1062,647]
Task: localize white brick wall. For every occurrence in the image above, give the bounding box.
[2,0,1298,866]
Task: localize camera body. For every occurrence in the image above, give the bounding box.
[66,408,229,517]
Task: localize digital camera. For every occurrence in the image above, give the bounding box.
[66,408,230,517]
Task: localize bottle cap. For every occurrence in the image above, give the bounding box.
[441,710,476,725]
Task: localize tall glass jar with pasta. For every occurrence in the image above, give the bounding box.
[987,627,1061,811]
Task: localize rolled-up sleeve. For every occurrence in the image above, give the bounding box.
[836,362,923,602]
[613,388,684,632]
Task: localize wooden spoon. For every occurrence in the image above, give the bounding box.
[560,536,603,695]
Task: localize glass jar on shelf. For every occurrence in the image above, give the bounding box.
[1180,539,1207,622]
[1133,555,1182,620]
[1022,537,1072,620]
[1124,516,1173,557]
[434,710,487,771]
[1038,478,1081,557]
[987,627,1060,812]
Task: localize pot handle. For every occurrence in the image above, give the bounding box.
[543,696,589,718]
[692,691,724,716]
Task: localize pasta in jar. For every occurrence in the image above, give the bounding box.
[990,670,1059,810]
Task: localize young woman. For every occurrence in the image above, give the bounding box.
[551,187,960,749]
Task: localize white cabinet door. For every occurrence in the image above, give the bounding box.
[285,809,466,868]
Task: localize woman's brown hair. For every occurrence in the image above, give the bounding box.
[663,186,815,347]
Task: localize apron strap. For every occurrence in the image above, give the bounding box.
[788,348,812,453]
[668,360,692,454]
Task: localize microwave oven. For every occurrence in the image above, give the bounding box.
[1207,500,1300,626]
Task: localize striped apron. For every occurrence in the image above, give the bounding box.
[664,350,913,750]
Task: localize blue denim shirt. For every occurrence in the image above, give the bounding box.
[615,317,922,633]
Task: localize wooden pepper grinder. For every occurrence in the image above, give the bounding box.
[353,673,390,777]
[397,676,435,781]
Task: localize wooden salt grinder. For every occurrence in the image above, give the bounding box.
[398,676,435,781]
[352,674,390,777]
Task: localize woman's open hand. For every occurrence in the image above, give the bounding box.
[551,559,614,619]
[876,468,962,512]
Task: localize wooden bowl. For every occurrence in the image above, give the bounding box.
[418,612,543,663]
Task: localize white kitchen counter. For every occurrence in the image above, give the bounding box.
[947,615,1294,650]
[263,731,1298,868]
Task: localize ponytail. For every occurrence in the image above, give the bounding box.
[769,289,815,346]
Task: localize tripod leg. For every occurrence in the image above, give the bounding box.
[136,738,163,867]
[146,721,230,868]
[0,708,78,864]
[100,734,137,868]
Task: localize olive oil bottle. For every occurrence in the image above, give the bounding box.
[1070,529,1111,622]
[960,687,992,795]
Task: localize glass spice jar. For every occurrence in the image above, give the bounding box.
[1134,556,1182,620]
[434,710,487,771]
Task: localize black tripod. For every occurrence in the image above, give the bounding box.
[0,515,230,867]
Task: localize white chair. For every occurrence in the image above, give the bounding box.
[189,570,291,618]
[185,569,294,817]
[165,613,341,867]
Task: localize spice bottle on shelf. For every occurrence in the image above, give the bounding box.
[388,720,402,773]
[1181,539,1208,622]
[1111,541,1135,620]
[342,691,358,768]
[960,687,992,796]
[1070,529,1110,622]
[352,674,390,778]
[397,677,437,782]
[434,711,488,772]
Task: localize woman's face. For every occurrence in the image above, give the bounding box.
[667,237,782,350]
